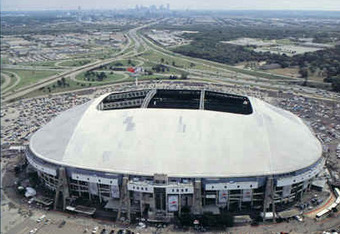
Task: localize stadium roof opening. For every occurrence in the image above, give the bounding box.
[99,89,253,115]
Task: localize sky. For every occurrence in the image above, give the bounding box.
[1,0,340,11]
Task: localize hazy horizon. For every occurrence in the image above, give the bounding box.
[1,0,340,12]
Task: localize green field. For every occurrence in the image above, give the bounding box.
[2,69,60,91]
[58,59,93,67]
[1,71,18,92]
[23,78,97,98]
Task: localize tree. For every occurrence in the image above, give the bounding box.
[145,70,153,75]
[61,77,66,86]
[97,72,107,81]
[180,73,188,79]
[299,67,308,78]
[114,62,123,66]
[332,77,340,92]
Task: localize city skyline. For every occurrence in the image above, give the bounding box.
[1,0,340,11]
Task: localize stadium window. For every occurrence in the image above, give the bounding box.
[237,185,240,188]
[181,189,184,192]
[137,187,139,190]
[133,186,135,189]
[212,186,214,189]
[224,186,227,189]
[172,189,174,192]
[145,188,148,191]
[250,185,252,188]
[141,187,144,190]
[185,189,188,192]
[98,179,101,183]
[176,189,179,192]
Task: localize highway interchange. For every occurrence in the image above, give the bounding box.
[2,20,340,103]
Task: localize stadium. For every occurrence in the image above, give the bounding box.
[26,88,324,221]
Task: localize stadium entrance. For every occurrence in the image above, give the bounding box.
[154,187,166,211]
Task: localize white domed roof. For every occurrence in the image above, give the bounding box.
[30,93,322,178]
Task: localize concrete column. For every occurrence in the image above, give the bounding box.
[227,192,230,211]
[99,186,102,204]
[54,167,70,210]
[263,176,275,222]
[239,194,242,211]
[88,184,91,201]
[140,192,143,218]
[272,186,276,223]
[192,179,202,215]
[117,176,131,221]
[178,194,182,216]
[77,180,81,196]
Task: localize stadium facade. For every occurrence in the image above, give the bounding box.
[26,89,324,221]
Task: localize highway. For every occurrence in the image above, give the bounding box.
[2,19,340,102]
[1,21,152,102]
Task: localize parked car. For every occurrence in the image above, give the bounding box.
[295,215,303,222]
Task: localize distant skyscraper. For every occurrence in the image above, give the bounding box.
[166,3,170,11]
[150,5,157,13]
[77,6,82,22]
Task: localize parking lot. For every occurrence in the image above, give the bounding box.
[1,80,340,234]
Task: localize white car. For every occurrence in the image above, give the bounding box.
[295,215,303,222]
[36,215,46,223]
[92,226,99,233]
[29,228,38,234]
